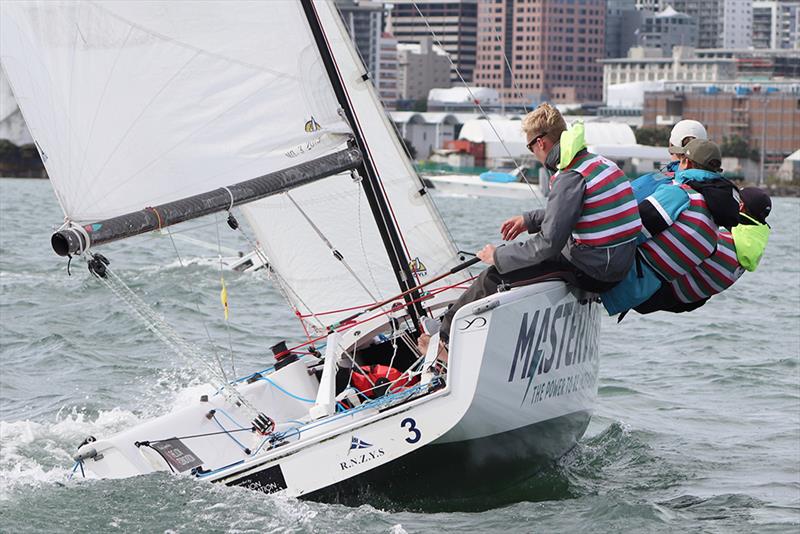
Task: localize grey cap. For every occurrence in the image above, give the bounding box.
[683,139,722,171]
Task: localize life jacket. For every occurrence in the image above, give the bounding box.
[639,184,718,281]
[683,177,741,228]
[350,365,418,398]
[552,151,642,248]
[668,231,744,303]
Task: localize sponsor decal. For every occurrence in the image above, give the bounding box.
[349,437,372,452]
[150,438,203,473]
[409,257,428,277]
[459,316,487,331]
[505,299,600,405]
[84,223,102,233]
[340,436,385,471]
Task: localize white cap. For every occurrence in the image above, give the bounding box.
[669,120,708,154]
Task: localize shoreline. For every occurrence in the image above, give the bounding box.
[2,174,798,197]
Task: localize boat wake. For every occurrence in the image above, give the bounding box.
[0,407,140,498]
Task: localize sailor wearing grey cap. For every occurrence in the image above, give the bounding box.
[632,119,708,202]
[601,140,726,317]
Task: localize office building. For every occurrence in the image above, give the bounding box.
[397,38,452,101]
[388,0,478,83]
[473,0,605,105]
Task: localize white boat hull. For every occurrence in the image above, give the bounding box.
[423,174,542,200]
[74,281,600,499]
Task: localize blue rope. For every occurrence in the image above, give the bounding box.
[68,460,84,480]
[194,459,245,478]
[214,408,247,430]
[256,376,315,403]
[212,414,250,453]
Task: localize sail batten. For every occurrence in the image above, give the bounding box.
[51,147,363,256]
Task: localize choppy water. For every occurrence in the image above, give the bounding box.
[1,178,798,533]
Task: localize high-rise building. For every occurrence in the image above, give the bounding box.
[606,0,642,59]
[473,0,605,105]
[637,6,698,54]
[376,33,399,106]
[634,0,664,10]
[670,0,752,49]
[335,0,401,106]
[753,1,800,50]
[397,38,452,101]
[336,1,388,78]
[388,0,478,83]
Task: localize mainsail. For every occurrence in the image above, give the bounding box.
[1,0,469,326]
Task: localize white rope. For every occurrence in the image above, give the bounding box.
[285,191,382,304]
[222,186,235,212]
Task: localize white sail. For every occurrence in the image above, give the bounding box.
[240,1,469,325]
[0,1,349,222]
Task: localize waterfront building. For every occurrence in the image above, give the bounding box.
[643,85,800,167]
[473,0,605,106]
[601,47,800,103]
[388,0,478,83]
[753,1,800,50]
[397,38,451,101]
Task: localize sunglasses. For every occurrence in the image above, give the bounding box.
[526,132,547,152]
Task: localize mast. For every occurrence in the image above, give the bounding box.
[51,147,362,256]
[299,0,425,330]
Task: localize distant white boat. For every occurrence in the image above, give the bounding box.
[423,167,542,200]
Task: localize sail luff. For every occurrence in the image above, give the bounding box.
[300,0,425,329]
[51,147,362,256]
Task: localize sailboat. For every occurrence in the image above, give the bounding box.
[1,1,602,499]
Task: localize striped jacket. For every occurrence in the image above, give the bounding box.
[639,184,719,281]
[668,231,743,303]
[555,152,642,247]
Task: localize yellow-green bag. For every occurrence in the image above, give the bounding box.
[731,213,771,272]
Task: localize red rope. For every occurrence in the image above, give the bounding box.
[281,276,477,355]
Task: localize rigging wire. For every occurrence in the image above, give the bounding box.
[490,17,530,115]
[165,226,231,385]
[285,191,381,304]
[225,210,327,335]
[86,254,262,417]
[411,1,544,209]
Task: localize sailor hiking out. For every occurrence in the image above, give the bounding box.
[420,103,642,354]
[600,139,732,316]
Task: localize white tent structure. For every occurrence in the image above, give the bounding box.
[458,118,670,173]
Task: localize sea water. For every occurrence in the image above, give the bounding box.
[1,178,798,532]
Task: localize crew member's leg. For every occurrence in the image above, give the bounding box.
[634,284,710,314]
